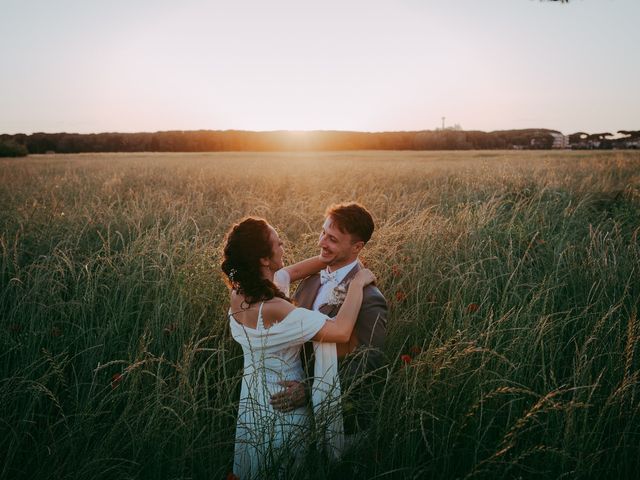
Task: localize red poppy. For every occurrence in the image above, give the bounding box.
[111,373,123,389]
[466,303,480,313]
[163,324,176,335]
[400,354,412,365]
[536,238,546,245]
[226,473,240,480]
[410,345,421,355]
[396,291,407,303]
[392,265,401,277]
[51,326,62,337]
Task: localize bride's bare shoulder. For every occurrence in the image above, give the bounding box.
[262,298,296,327]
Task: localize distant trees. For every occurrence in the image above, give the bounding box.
[568,132,588,144]
[413,130,472,150]
[616,130,640,149]
[0,129,637,154]
[0,139,28,157]
[567,131,640,150]
[618,130,640,140]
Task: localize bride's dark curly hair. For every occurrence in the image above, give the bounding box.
[221,217,290,305]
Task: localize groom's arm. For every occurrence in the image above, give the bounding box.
[270,341,314,412]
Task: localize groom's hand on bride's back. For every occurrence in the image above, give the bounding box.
[270,380,308,412]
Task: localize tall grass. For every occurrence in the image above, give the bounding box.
[1,150,639,479]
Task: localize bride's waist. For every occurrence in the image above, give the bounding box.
[245,365,304,383]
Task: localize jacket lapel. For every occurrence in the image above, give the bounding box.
[319,302,339,317]
[293,273,322,309]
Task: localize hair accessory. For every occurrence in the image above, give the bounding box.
[229,268,237,281]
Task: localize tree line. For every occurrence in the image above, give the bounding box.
[1,129,638,157]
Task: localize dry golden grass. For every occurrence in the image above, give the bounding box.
[1,150,639,479]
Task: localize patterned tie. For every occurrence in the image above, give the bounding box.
[319,269,338,285]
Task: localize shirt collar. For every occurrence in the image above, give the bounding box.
[326,259,359,285]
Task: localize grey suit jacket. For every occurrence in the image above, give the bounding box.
[293,262,388,373]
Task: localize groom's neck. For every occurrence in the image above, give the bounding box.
[327,256,358,273]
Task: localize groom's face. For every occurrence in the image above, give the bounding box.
[318,217,363,270]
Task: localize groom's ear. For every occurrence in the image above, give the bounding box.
[351,240,365,255]
[259,256,270,267]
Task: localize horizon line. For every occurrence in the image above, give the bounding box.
[3,127,633,136]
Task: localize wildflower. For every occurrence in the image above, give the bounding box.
[163,324,177,335]
[466,303,480,313]
[111,373,123,390]
[536,238,546,245]
[51,326,62,337]
[9,324,22,334]
[410,345,421,355]
[392,265,401,277]
[400,354,412,365]
[226,473,240,480]
[396,291,407,303]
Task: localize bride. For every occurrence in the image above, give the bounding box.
[221,217,375,479]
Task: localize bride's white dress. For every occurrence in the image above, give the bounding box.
[230,303,329,478]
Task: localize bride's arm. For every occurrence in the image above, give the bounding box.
[312,269,376,343]
[270,270,375,412]
[283,255,325,282]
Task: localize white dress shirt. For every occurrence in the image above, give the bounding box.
[312,259,359,310]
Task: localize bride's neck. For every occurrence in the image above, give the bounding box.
[260,266,275,282]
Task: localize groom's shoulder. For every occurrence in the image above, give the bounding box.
[363,283,387,304]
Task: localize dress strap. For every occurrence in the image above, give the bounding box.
[257,302,265,330]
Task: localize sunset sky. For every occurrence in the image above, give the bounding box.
[1,0,638,135]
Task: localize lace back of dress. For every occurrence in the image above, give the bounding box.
[256,302,265,330]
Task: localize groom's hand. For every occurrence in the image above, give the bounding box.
[270,380,307,412]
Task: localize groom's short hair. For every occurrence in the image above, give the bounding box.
[325,202,374,244]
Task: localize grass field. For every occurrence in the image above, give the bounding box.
[1,150,639,479]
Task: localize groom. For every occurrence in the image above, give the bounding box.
[271,202,388,434]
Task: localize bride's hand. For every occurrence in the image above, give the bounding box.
[352,268,376,288]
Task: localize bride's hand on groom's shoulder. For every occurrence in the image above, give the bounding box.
[353,268,376,288]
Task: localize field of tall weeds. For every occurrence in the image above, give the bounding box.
[1,150,639,479]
